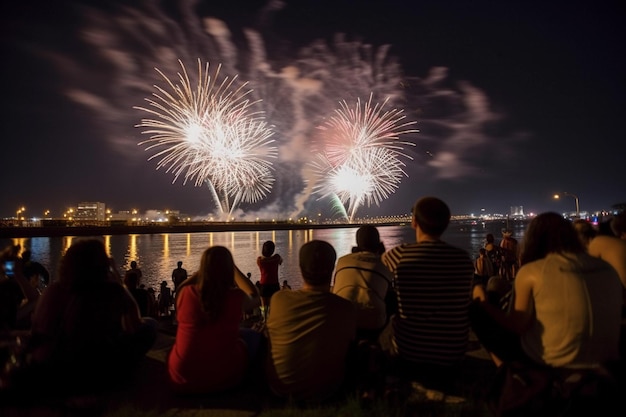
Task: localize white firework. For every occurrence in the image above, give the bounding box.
[135,59,277,218]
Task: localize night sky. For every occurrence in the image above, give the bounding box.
[1,0,624,220]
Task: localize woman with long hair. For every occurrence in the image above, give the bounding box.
[470,212,623,414]
[168,246,261,393]
[29,238,157,393]
[473,212,622,367]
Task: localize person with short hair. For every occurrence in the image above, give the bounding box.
[474,247,495,285]
[381,196,474,392]
[333,224,394,342]
[171,261,188,293]
[266,240,357,402]
[124,260,143,288]
[125,270,150,318]
[499,229,519,280]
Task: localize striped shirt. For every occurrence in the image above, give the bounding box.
[382,240,474,367]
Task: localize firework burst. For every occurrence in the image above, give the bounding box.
[135,59,277,218]
[311,94,418,222]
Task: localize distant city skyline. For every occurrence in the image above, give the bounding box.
[3,198,620,222]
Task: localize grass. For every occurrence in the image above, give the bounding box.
[102,374,495,417]
[103,393,491,417]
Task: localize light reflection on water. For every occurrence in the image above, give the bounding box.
[9,222,526,292]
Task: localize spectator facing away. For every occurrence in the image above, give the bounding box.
[266,240,357,402]
[168,246,261,394]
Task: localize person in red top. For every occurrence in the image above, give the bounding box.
[167,246,261,394]
[256,240,283,319]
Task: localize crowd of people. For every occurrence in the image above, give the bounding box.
[1,197,625,415]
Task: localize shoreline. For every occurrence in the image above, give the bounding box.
[0,218,527,239]
[0,222,376,239]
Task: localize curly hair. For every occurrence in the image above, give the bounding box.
[520,212,585,266]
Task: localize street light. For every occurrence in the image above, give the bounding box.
[553,192,580,218]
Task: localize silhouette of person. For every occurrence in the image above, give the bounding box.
[21,249,50,287]
[171,261,187,293]
[123,260,142,287]
[29,238,157,394]
[256,241,283,319]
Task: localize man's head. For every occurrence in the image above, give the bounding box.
[355,225,383,253]
[299,240,336,286]
[412,196,451,237]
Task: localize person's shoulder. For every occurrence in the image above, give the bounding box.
[176,283,197,299]
[385,242,418,255]
[590,234,626,248]
[268,287,293,304]
[440,241,472,256]
[579,251,622,273]
[326,290,355,306]
[336,251,359,264]
[330,292,358,318]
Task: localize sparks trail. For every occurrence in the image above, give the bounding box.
[311,94,418,222]
[135,59,277,220]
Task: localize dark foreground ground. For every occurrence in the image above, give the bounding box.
[0,317,498,417]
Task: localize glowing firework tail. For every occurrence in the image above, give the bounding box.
[135,59,277,219]
[312,94,418,222]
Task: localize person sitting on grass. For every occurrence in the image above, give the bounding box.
[470,212,623,415]
[265,240,357,402]
[167,246,262,394]
[332,224,395,343]
[380,196,475,394]
[28,238,158,394]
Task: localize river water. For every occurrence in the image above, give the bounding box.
[6,221,526,292]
